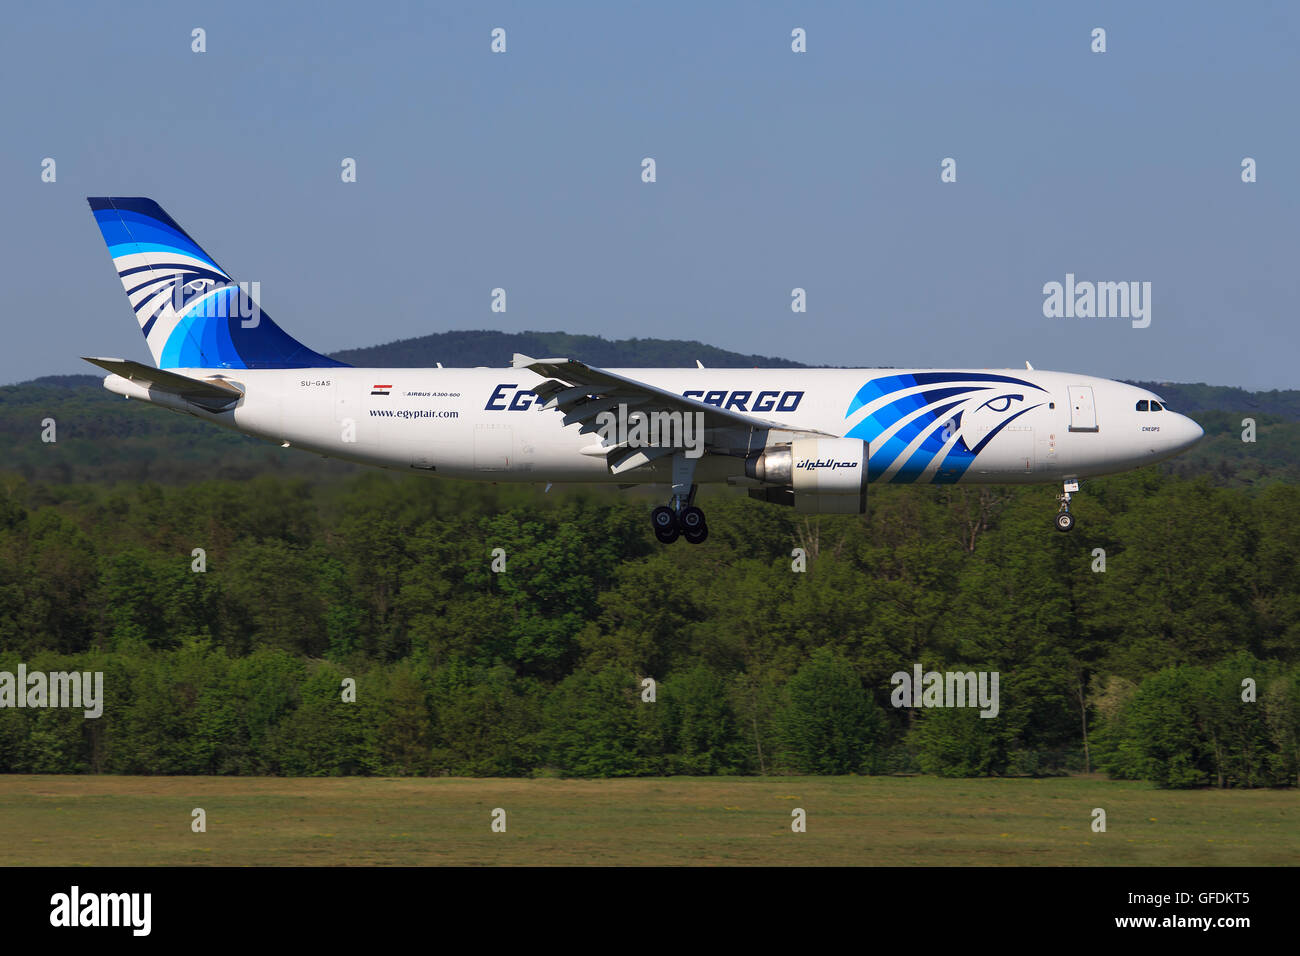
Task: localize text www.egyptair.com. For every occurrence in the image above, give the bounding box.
[369,409,460,419]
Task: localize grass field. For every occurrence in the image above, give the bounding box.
[1,774,1296,866]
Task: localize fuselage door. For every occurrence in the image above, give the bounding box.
[1068,385,1099,432]
[474,423,513,471]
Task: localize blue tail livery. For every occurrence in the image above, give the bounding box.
[87,197,346,370]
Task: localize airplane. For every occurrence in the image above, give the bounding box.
[83,197,1204,544]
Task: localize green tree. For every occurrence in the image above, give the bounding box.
[542,665,660,777]
[775,647,887,774]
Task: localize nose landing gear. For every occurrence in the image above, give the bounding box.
[1055,479,1079,532]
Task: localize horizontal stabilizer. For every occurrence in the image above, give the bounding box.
[82,356,243,410]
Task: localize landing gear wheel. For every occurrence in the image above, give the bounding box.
[656,525,681,544]
[1054,480,1079,533]
[652,506,681,543]
[679,506,706,533]
[653,499,707,545]
[651,506,678,534]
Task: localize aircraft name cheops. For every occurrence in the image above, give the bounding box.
[485,384,804,412]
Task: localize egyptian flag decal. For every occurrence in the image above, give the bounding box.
[371,384,392,396]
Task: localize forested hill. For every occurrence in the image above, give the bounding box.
[1,332,1297,485]
[328,330,807,369]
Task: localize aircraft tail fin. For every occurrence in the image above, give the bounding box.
[87,197,347,370]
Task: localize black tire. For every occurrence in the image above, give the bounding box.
[1055,512,1075,533]
[680,506,706,532]
[684,523,709,544]
[655,525,681,544]
[651,506,678,534]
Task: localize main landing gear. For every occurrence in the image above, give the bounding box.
[1055,479,1079,533]
[651,453,708,544]
[651,501,708,544]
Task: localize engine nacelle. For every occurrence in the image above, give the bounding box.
[746,437,869,513]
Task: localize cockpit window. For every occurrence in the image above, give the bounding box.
[1136,400,1149,411]
[1151,402,1163,412]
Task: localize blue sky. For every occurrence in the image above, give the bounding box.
[3,1,1296,388]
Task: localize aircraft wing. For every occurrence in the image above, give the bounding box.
[82,357,244,411]
[512,353,830,474]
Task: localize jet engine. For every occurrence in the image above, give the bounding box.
[745,437,869,514]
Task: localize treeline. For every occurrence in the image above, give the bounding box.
[0,469,1296,785]
[4,645,1295,785]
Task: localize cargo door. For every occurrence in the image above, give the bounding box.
[1068,385,1098,432]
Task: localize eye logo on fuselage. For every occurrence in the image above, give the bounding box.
[843,372,1048,484]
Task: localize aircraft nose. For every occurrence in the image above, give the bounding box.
[1175,414,1204,450]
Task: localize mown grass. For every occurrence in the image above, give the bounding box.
[1,774,1295,866]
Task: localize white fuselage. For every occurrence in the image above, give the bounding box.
[106,366,1204,487]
